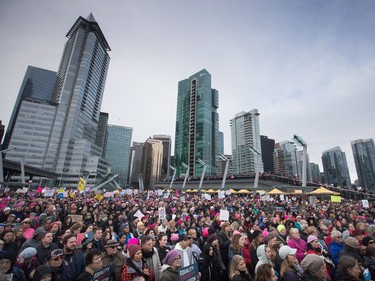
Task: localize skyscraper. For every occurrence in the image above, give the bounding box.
[274,141,300,178]
[4,14,111,188]
[230,110,262,175]
[2,66,57,150]
[174,69,219,177]
[129,141,144,188]
[351,139,375,191]
[141,138,163,189]
[43,14,111,187]
[321,146,351,188]
[260,135,275,173]
[309,163,321,182]
[153,135,172,180]
[104,125,133,187]
[96,112,109,157]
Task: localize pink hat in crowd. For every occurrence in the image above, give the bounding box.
[127,238,139,246]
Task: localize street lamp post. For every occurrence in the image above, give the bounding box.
[219,154,229,190]
[293,135,308,187]
[169,165,176,191]
[0,147,17,188]
[197,158,206,192]
[21,154,35,185]
[249,146,261,190]
[181,162,189,192]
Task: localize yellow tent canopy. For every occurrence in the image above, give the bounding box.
[237,189,252,194]
[230,188,238,194]
[309,187,339,195]
[255,190,266,194]
[266,188,285,195]
[294,190,303,194]
[206,189,217,193]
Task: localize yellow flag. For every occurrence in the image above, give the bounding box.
[331,195,341,203]
[95,194,103,201]
[78,177,86,191]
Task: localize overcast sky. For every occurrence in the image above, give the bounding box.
[1,1,374,183]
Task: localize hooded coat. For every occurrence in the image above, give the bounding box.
[255,244,272,273]
[18,227,46,254]
[160,265,179,281]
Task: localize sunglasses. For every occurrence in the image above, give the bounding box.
[337,236,343,238]
[368,241,374,245]
[23,222,31,224]
[53,256,64,261]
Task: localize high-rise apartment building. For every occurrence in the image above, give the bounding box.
[4,14,111,188]
[141,138,163,189]
[104,125,133,187]
[351,139,375,191]
[129,142,144,188]
[309,163,321,183]
[230,110,262,175]
[274,141,300,178]
[174,69,219,177]
[0,121,5,147]
[260,135,275,173]
[153,135,172,181]
[321,146,351,188]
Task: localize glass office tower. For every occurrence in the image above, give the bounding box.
[351,139,375,192]
[174,69,219,177]
[104,125,133,187]
[322,146,351,188]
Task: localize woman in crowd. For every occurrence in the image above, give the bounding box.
[335,255,363,281]
[80,237,93,258]
[13,226,26,253]
[228,233,245,270]
[76,249,103,281]
[156,233,170,264]
[201,238,226,281]
[229,254,253,281]
[255,244,273,274]
[300,254,327,281]
[166,220,178,243]
[218,222,231,274]
[160,249,180,281]
[249,230,263,273]
[121,244,154,281]
[2,230,17,252]
[255,263,278,281]
[287,228,306,263]
[279,245,303,281]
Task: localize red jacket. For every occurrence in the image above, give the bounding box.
[121,261,154,281]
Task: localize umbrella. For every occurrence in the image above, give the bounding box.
[266,188,285,195]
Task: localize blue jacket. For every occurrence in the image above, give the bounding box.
[329,241,343,267]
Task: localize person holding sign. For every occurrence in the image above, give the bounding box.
[121,244,154,281]
[160,249,180,281]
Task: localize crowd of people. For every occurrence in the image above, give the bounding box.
[0,189,374,281]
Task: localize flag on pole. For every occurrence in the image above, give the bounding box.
[78,177,86,191]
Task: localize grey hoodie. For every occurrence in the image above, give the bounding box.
[255,244,272,273]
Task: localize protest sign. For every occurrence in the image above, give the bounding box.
[178,263,199,281]
[134,210,144,218]
[362,200,369,208]
[70,215,83,223]
[92,265,113,281]
[225,189,231,195]
[159,207,166,220]
[331,196,342,203]
[220,210,229,221]
[218,191,225,199]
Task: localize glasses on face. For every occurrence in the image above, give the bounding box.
[337,236,343,239]
[53,256,64,261]
[109,246,117,249]
[188,237,192,240]
[23,222,31,224]
[368,241,375,244]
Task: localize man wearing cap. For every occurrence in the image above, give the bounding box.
[174,234,195,268]
[45,249,64,281]
[102,239,126,281]
[141,236,161,281]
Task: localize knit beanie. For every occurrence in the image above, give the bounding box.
[171,233,179,243]
[300,254,325,273]
[127,238,139,246]
[162,249,180,266]
[32,265,51,281]
[277,224,286,233]
[252,230,262,239]
[362,235,375,247]
[128,244,142,258]
[345,237,359,249]
[19,247,37,259]
[207,234,218,244]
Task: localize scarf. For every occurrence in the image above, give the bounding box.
[127,258,144,275]
[142,248,155,259]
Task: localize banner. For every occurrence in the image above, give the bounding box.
[330,196,342,203]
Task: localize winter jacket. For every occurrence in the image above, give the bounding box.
[101,250,126,281]
[143,247,162,281]
[329,241,343,268]
[288,238,306,263]
[282,271,304,281]
[160,265,179,281]
[174,243,194,268]
[62,250,85,281]
[364,256,375,280]
[121,258,154,281]
[255,244,272,273]
[231,270,253,281]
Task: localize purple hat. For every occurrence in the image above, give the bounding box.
[307,235,318,244]
[162,249,180,266]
